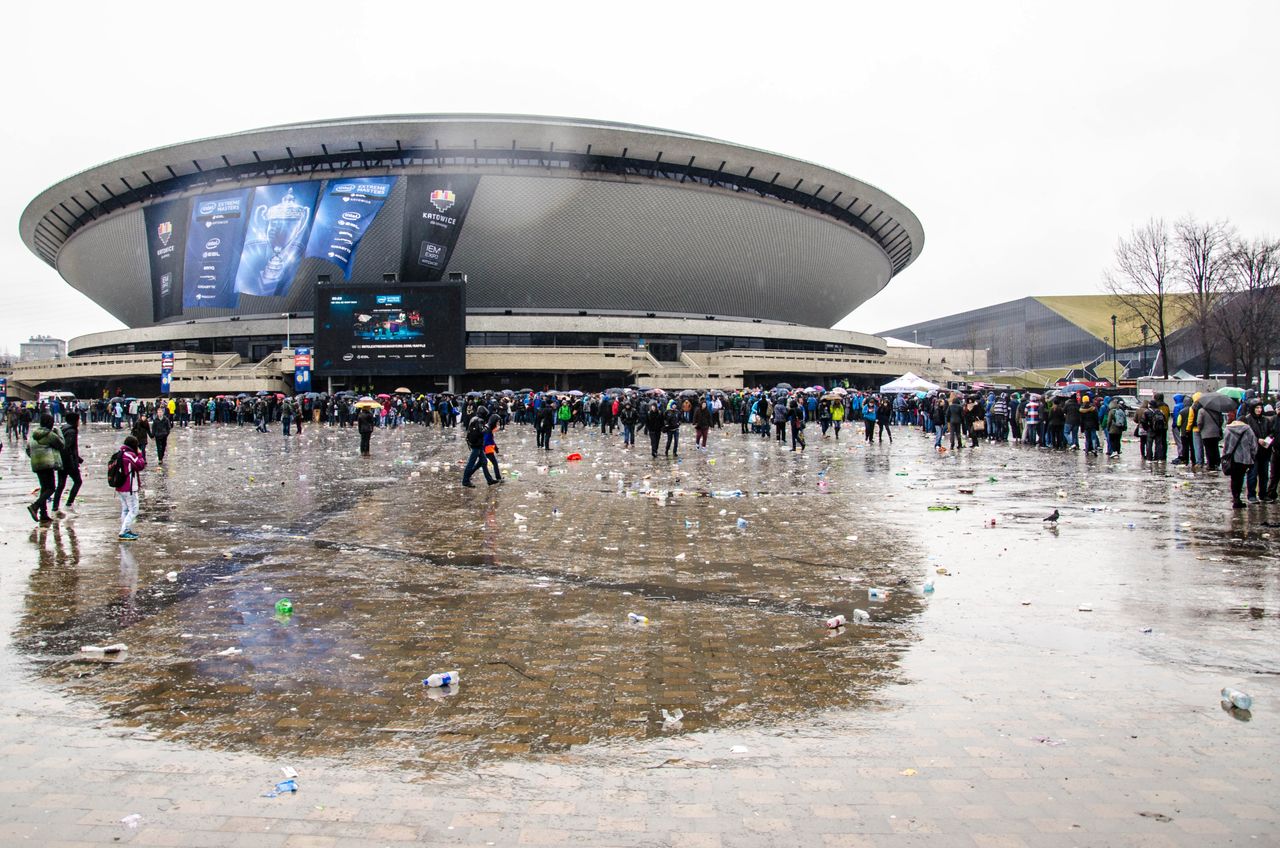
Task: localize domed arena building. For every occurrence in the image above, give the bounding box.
[16,114,934,395]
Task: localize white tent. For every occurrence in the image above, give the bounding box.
[879,372,940,393]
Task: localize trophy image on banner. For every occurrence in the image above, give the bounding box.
[234,183,319,298]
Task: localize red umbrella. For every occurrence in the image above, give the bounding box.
[376,393,391,400]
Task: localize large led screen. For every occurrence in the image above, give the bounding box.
[314,285,466,375]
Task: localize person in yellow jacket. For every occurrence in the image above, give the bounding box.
[831,399,845,440]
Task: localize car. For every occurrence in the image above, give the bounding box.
[1108,394,1140,410]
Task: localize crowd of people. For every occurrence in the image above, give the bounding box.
[6,380,1275,540]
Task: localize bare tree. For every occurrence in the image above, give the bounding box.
[1173,217,1233,378]
[1104,219,1175,378]
[1218,237,1280,387]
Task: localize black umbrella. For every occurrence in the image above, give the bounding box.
[1197,393,1237,414]
[774,382,793,391]
[465,391,484,398]
[678,389,699,398]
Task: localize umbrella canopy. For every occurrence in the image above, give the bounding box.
[811,385,825,392]
[375,393,391,400]
[829,387,848,395]
[567,389,584,396]
[645,388,667,396]
[1198,392,1238,413]
[256,390,270,396]
[1061,382,1090,393]
[464,391,485,398]
[678,389,699,398]
[1217,387,1247,400]
[354,399,381,410]
[394,387,413,394]
[773,382,793,391]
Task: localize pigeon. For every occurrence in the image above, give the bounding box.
[1043,509,1060,523]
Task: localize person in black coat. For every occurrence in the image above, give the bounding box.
[52,412,83,513]
[356,408,375,455]
[646,402,664,458]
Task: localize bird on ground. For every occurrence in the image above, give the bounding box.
[1043,509,1060,523]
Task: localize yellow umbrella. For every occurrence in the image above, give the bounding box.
[354,399,381,410]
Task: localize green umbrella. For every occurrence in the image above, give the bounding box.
[1217,387,1246,400]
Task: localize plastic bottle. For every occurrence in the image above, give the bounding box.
[274,598,293,615]
[424,670,460,688]
[852,609,871,623]
[628,613,649,624]
[825,614,847,628]
[736,517,748,529]
[868,588,887,600]
[1221,687,1252,710]
[922,580,935,594]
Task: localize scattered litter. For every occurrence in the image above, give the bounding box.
[868,587,888,601]
[217,647,243,656]
[661,708,684,728]
[1032,736,1067,746]
[730,745,749,754]
[674,553,686,561]
[424,670,460,688]
[922,580,935,594]
[1138,811,1173,823]
[280,766,299,779]
[958,488,974,495]
[736,517,748,529]
[165,571,178,583]
[900,768,917,776]
[275,598,293,615]
[825,614,847,629]
[262,779,298,798]
[120,813,143,828]
[852,609,871,623]
[1077,604,1093,612]
[927,505,959,512]
[1221,687,1252,710]
[565,453,583,461]
[935,567,951,576]
[81,643,127,655]
[1140,627,1152,634]
[628,613,649,624]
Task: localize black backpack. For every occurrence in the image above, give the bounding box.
[106,449,126,488]
[465,417,485,450]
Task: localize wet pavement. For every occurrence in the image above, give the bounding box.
[0,421,1276,846]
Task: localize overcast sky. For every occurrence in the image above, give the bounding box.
[3,2,1277,354]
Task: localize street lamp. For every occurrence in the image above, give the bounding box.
[282,312,291,350]
[1111,314,1117,386]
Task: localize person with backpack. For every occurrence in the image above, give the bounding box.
[111,434,146,540]
[484,411,503,483]
[462,406,495,488]
[1105,400,1128,458]
[1147,400,1168,462]
[52,412,84,514]
[151,409,173,463]
[26,413,64,524]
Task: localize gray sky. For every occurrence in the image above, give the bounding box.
[3,1,1277,354]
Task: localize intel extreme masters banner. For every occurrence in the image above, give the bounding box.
[304,177,396,279]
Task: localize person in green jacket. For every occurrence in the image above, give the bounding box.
[26,413,64,524]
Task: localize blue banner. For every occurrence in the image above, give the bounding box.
[235,182,321,298]
[160,370,172,395]
[183,188,252,309]
[0,377,7,398]
[294,347,312,391]
[160,351,174,395]
[305,177,396,279]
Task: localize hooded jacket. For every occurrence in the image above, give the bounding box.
[27,426,65,472]
[1222,418,1258,466]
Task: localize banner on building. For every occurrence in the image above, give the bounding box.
[234,181,321,299]
[305,177,396,279]
[294,347,312,391]
[160,350,174,395]
[145,199,189,322]
[183,187,253,309]
[399,174,480,282]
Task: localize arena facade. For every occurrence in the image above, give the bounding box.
[16,115,931,394]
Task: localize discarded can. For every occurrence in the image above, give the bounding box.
[628,613,649,624]
[825,614,847,628]
[424,670,460,688]
[275,598,293,615]
[1221,687,1253,710]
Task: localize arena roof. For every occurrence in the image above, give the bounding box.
[20,114,924,276]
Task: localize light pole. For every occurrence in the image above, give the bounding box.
[1111,314,1117,386]
[913,329,919,345]
[282,312,291,350]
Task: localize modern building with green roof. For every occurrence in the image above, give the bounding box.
[880,295,1195,375]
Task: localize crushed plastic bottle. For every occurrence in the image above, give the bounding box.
[736,517,748,529]
[424,670,460,688]
[1221,687,1253,710]
[661,708,684,727]
[852,609,871,623]
[628,612,649,624]
[274,598,293,615]
[825,614,847,628]
[922,580,935,594]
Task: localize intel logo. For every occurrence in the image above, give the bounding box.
[198,202,218,215]
[342,353,354,362]
[205,238,221,250]
[341,211,361,221]
[334,184,355,193]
